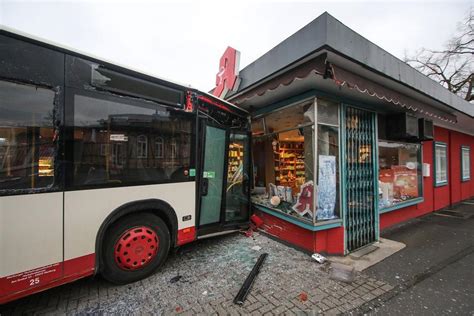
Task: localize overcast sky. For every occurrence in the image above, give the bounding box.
[0,0,471,91]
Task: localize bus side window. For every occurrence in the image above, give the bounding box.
[71,92,194,187]
[0,80,57,192]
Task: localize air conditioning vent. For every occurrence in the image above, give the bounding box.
[386,113,419,141]
[418,118,434,140]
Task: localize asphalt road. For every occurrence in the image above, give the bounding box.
[360,202,474,315]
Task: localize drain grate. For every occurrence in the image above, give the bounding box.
[435,209,472,219]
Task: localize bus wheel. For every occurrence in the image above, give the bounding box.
[101,213,170,284]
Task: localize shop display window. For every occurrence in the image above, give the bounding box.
[251,98,340,224]
[378,141,422,209]
[461,146,470,181]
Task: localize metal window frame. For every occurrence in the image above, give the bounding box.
[434,141,448,187]
[314,97,341,224]
[461,145,470,182]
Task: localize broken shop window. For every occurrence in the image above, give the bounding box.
[251,98,341,224]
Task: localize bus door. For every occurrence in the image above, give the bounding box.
[197,122,251,235]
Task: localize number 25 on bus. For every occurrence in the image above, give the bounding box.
[0,28,251,304]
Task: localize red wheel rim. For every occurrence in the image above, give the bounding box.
[114,226,159,271]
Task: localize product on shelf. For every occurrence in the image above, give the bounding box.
[273,140,306,194]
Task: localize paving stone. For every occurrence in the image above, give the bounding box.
[258,302,276,314]
[325,307,340,315]
[361,282,376,291]
[362,292,377,302]
[0,233,391,315]
[317,302,330,311]
[381,284,394,292]
[272,304,289,314]
[245,301,264,312]
[372,288,386,296]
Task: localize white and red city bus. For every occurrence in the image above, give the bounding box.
[0,28,251,304]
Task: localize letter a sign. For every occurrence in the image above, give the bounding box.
[213,47,240,99]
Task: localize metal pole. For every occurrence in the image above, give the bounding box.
[233,253,268,305]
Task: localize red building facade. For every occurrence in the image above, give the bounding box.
[218,13,474,255]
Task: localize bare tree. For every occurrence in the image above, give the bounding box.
[405,9,473,102]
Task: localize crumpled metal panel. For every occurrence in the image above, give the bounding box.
[65,55,184,109]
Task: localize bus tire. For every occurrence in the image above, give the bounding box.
[101,213,170,284]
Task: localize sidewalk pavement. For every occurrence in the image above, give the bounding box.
[0,232,393,315]
[351,201,474,315]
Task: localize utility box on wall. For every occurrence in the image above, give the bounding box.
[423,163,430,177]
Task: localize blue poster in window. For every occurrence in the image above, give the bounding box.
[317,155,337,220]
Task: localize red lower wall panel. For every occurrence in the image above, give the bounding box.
[254,210,344,255]
[450,131,462,204]
[325,227,344,254]
[433,127,474,209]
[379,204,433,230]
[255,210,315,252]
[422,140,434,212]
[471,135,474,196]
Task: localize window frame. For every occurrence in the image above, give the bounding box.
[434,141,448,187]
[461,145,470,182]
[155,137,164,158]
[136,135,148,159]
[170,139,178,159]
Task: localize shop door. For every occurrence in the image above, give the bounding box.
[197,124,250,234]
[343,106,377,252]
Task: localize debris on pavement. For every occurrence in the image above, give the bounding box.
[251,245,262,251]
[329,262,355,283]
[298,292,308,302]
[311,253,327,264]
[169,275,182,283]
[242,214,265,238]
[250,214,264,228]
[233,253,268,305]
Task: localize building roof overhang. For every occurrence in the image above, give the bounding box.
[226,12,473,124]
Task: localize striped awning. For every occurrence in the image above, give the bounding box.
[232,56,457,123]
